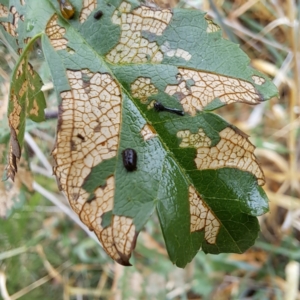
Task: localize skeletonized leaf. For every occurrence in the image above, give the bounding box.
[0,0,29,55]
[1,0,277,267]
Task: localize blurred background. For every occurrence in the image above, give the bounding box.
[0,0,299,299]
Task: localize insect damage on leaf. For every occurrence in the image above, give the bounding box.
[112,215,137,263]
[29,99,40,117]
[52,69,121,212]
[6,127,21,181]
[177,128,211,148]
[205,17,220,33]
[0,0,274,267]
[165,68,265,115]
[161,41,192,61]
[0,4,9,19]
[7,92,22,181]
[131,77,158,103]
[0,4,28,54]
[79,176,137,265]
[79,0,96,23]
[45,14,68,50]
[140,124,157,141]
[14,60,45,121]
[177,127,265,185]
[8,95,22,135]
[1,146,32,218]
[0,6,22,37]
[52,69,137,265]
[189,185,220,244]
[252,75,266,85]
[106,1,172,63]
[6,57,45,181]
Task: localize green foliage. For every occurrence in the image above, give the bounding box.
[0,0,277,267]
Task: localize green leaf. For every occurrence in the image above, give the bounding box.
[1,0,277,267]
[4,32,46,181]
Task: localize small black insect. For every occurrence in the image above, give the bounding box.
[122,148,137,172]
[94,10,103,20]
[154,102,184,116]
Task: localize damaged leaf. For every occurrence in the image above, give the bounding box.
[4,31,46,181]
[0,107,32,219]
[0,0,277,267]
